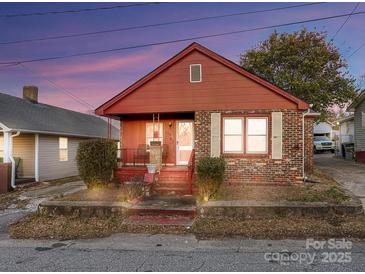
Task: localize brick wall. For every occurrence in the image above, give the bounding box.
[304,116,315,174]
[195,110,308,185]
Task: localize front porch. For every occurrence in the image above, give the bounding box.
[0,132,37,189]
[116,112,196,195]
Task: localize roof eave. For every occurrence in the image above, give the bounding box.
[2,127,118,140]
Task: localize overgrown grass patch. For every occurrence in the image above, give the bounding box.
[213,169,350,204]
[9,213,365,240]
[56,184,142,203]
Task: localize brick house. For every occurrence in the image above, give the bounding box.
[96,42,317,194]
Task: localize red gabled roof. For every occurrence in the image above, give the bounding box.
[95,42,309,115]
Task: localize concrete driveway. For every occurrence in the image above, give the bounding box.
[315,153,365,206]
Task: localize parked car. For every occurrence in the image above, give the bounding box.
[313,136,335,153]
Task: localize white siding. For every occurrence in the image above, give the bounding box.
[354,100,365,151]
[38,135,84,181]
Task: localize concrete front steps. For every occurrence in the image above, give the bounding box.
[124,195,197,227]
[153,167,191,195]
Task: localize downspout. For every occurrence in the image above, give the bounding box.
[302,107,312,182]
[10,131,20,189]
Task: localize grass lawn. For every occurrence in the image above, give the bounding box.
[213,169,350,204]
[9,214,365,240]
[56,182,142,203]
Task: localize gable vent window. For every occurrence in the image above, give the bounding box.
[190,64,202,83]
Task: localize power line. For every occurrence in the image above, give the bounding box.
[348,41,365,58]
[19,63,95,110]
[330,2,360,42]
[2,10,365,66]
[0,3,160,18]
[0,2,325,45]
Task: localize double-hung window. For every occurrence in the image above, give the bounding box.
[223,118,244,153]
[246,118,268,154]
[223,117,268,154]
[59,137,68,161]
[146,123,163,146]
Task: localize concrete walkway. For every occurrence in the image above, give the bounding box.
[0,181,86,233]
[315,153,365,207]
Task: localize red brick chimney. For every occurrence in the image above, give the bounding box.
[23,86,38,103]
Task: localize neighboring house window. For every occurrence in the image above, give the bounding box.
[222,116,268,154]
[223,118,244,153]
[246,118,268,154]
[146,123,163,146]
[190,64,202,83]
[362,112,365,129]
[59,137,68,161]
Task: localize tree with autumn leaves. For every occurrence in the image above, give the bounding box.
[240,29,358,118]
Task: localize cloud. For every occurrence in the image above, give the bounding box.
[38,46,167,76]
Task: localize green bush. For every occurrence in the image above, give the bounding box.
[76,139,117,188]
[196,156,226,200]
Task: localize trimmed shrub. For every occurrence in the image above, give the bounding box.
[76,139,117,188]
[196,156,226,200]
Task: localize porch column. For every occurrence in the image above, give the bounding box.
[35,134,40,182]
[3,132,11,163]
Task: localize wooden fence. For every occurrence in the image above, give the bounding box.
[0,163,11,194]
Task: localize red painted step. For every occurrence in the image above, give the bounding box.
[126,195,197,223]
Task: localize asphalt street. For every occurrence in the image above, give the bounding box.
[0,233,364,271]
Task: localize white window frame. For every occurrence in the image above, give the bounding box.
[223,117,244,154]
[59,137,68,162]
[146,123,163,146]
[189,64,202,83]
[246,117,268,154]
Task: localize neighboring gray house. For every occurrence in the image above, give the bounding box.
[0,86,119,187]
[348,90,365,164]
[335,115,354,158]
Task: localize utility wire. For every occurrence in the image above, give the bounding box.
[2,10,365,66]
[348,41,365,58]
[330,2,360,42]
[0,2,325,45]
[0,3,160,18]
[19,63,95,110]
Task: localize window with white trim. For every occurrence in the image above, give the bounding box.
[59,137,68,161]
[223,118,244,153]
[246,118,268,153]
[146,123,163,146]
[222,117,268,154]
[190,64,202,83]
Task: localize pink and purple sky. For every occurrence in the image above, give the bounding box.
[0,2,364,113]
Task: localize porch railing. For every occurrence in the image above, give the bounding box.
[117,148,150,167]
[187,149,195,194]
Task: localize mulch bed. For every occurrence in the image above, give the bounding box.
[9,213,365,241]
